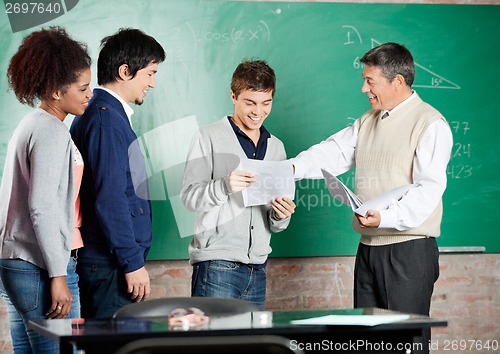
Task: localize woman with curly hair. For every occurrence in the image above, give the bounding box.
[0,26,92,353]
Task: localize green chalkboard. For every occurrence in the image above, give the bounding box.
[0,1,499,259]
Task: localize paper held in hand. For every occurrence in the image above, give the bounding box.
[321,169,416,216]
[240,159,295,207]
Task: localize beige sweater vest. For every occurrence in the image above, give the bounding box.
[353,96,443,246]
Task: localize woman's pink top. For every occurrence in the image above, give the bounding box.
[72,142,84,250]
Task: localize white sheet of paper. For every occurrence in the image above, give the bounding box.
[290,314,410,326]
[321,169,416,216]
[354,183,417,216]
[240,159,295,207]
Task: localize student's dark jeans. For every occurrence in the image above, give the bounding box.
[191,260,267,310]
[77,257,134,319]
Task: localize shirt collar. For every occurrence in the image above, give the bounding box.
[95,87,135,127]
[227,116,270,160]
[227,116,270,140]
[387,90,417,116]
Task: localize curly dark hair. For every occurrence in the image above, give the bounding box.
[7,26,91,106]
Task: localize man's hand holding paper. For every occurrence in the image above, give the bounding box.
[355,210,381,228]
[224,169,256,193]
[271,197,296,220]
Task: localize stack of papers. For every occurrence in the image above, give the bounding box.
[321,169,416,216]
[290,314,410,326]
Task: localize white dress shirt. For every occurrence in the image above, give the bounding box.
[291,93,453,231]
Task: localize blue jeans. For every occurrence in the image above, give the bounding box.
[0,257,80,354]
[191,260,267,310]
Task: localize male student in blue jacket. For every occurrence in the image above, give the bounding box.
[70,28,165,318]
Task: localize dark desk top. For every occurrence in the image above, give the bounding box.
[28,307,447,343]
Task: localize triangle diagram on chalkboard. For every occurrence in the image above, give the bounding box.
[370,39,460,90]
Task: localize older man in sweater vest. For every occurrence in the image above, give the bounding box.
[291,43,453,354]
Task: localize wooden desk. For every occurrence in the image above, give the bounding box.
[28,308,447,354]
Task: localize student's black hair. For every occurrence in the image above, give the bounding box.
[97,28,165,85]
[360,42,415,87]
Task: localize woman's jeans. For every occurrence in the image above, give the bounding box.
[0,256,80,354]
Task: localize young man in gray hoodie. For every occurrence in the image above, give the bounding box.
[181,59,295,310]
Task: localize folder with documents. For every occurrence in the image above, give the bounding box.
[321,169,416,217]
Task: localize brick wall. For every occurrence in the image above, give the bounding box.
[1,254,498,353]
